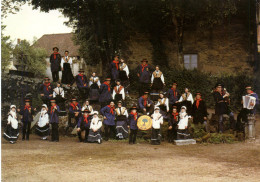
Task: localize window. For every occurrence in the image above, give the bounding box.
[184,54,198,70]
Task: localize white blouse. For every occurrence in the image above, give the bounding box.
[178,93,194,104]
[38,112,49,127]
[178,112,190,130]
[90,117,102,131]
[155,98,169,112]
[61,56,73,68]
[112,85,125,100]
[7,111,18,129]
[151,113,163,129]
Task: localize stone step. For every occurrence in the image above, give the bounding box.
[174,139,196,145]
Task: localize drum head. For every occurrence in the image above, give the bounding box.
[137,115,152,130]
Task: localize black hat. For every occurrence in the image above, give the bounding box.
[141,59,148,62]
[196,92,202,96]
[79,69,85,73]
[105,78,111,81]
[71,98,77,101]
[53,47,59,51]
[24,98,31,102]
[172,106,177,110]
[143,91,149,95]
[172,82,177,86]
[115,79,121,83]
[50,98,56,103]
[83,109,91,113]
[117,100,122,104]
[215,83,223,88]
[245,86,252,90]
[159,91,165,95]
[130,105,138,110]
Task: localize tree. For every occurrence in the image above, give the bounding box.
[13,40,47,76]
[1,25,13,72]
[1,0,25,18]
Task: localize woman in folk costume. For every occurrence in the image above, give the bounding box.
[81,100,94,115]
[53,82,66,111]
[49,99,60,142]
[155,91,169,119]
[99,78,112,108]
[35,104,50,140]
[61,50,74,86]
[178,88,194,115]
[119,59,130,93]
[3,105,19,144]
[127,106,139,144]
[115,101,129,139]
[100,101,116,141]
[151,107,163,145]
[191,92,208,127]
[177,106,191,140]
[88,111,102,144]
[112,79,125,105]
[77,109,92,143]
[168,106,179,143]
[151,65,165,93]
[89,72,101,103]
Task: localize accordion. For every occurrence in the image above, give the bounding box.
[242,96,256,109]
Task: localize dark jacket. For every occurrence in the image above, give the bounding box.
[127,113,139,130]
[50,53,61,72]
[49,105,60,124]
[192,100,208,124]
[19,105,35,123]
[136,64,153,83]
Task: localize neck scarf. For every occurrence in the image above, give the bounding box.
[78,73,84,81]
[51,104,57,114]
[103,81,111,92]
[70,102,78,110]
[113,60,119,70]
[142,96,147,107]
[44,82,51,91]
[83,115,89,124]
[141,64,148,72]
[196,98,202,109]
[171,88,176,97]
[24,105,31,111]
[131,112,138,120]
[172,112,179,120]
[53,52,59,60]
[107,105,115,114]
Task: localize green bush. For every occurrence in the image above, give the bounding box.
[207,133,236,144]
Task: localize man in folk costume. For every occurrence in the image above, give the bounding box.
[151,65,165,93]
[53,82,66,111]
[155,91,169,119]
[49,99,60,142]
[75,69,88,101]
[127,106,139,144]
[112,79,125,105]
[119,59,130,93]
[110,55,120,82]
[81,100,94,115]
[35,104,50,140]
[115,101,129,139]
[3,105,19,144]
[99,78,112,108]
[61,50,74,86]
[213,83,235,133]
[167,82,180,111]
[50,47,61,82]
[168,106,179,143]
[77,109,92,143]
[178,88,194,115]
[151,107,163,145]
[177,106,191,140]
[191,92,208,129]
[138,91,154,115]
[88,111,103,144]
[237,86,259,132]
[18,99,36,141]
[66,98,82,134]
[39,77,54,106]
[136,59,153,96]
[100,101,116,141]
[89,72,101,103]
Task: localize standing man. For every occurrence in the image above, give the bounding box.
[75,69,88,101]
[49,99,60,142]
[99,78,112,108]
[50,47,61,82]
[39,77,54,106]
[136,59,153,96]
[167,82,180,111]
[110,55,120,83]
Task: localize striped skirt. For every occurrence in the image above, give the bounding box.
[3,125,19,142]
[35,125,50,137]
[116,120,129,139]
[88,130,102,143]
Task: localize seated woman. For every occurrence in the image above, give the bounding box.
[178,88,194,115]
[81,99,94,115]
[177,106,191,140]
[155,91,169,119]
[3,105,19,144]
[35,104,50,140]
[115,101,128,139]
[88,111,102,144]
[53,82,66,111]
[89,72,101,103]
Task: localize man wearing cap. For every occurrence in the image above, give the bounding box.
[127,106,139,144]
[50,47,61,82]
[138,92,154,115]
[110,55,120,82]
[77,109,92,142]
[49,99,60,142]
[75,69,88,101]
[136,59,153,96]
[39,77,54,106]
[214,83,235,133]
[99,78,112,108]
[66,98,82,134]
[192,92,208,129]
[100,101,116,141]
[112,79,125,105]
[18,99,36,141]
[167,82,180,111]
[168,106,179,143]
[115,101,129,139]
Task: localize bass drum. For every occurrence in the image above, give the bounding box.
[137,115,152,131]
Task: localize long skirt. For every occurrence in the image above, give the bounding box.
[119,70,128,81]
[3,125,19,142]
[151,128,161,144]
[35,124,50,137]
[177,129,190,140]
[61,63,74,84]
[89,83,100,101]
[151,78,164,91]
[116,120,129,139]
[88,129,102,142]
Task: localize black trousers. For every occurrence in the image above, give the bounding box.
[51,123,59,141]
[52,71,59,82]
[168,124,177,142]
[41,96,50,107]
[67,113,79,128]
[140,104,154,115]
[78,87,89,102]
[129,129,138,144]
[104,124,116,140]
[78,127,89,142]
[138,82,150,96]
[22,122,31,140]
[151,128,161,145]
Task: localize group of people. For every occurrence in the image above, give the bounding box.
[3,49,259,145]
